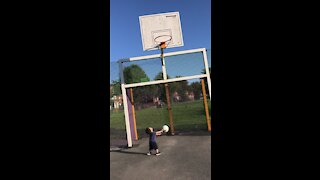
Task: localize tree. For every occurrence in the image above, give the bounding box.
[153,73,192,103]
[123,64,150,84]
[171,76,189,102]
[110,79,121,96]
[190,81,202,100]
[123,64,154,109]
[153,72,177,104]
[110,79,121,109]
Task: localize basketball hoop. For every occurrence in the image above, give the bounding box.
[154,35,172,49]
[139,12,183,51]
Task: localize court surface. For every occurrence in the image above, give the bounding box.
[110,133,211,180]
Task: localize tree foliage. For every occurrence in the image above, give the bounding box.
[153,72,176,103]
[190,81,202,100]
[171,76,189,102]
[123,64,154,108]
[123,64,150,84]
[119,66,210,109]
[110,79,121,96]
[153,73,192,103]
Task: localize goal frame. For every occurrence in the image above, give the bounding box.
[118,48,211,147]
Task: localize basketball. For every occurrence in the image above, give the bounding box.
[163,125,169,132]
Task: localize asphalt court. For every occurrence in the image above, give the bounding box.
[110,134,211,180]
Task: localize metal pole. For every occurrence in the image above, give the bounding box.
[130,88,138,140]
[201,79,211,131]
[202,49,211,100]
[119,62,132,147]
[160,46,175,135]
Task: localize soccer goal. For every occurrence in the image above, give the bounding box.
[118,48,211,147]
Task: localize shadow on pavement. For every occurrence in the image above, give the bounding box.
[136,129,211,138]
[173,131,211,136]
[112,150,147,155]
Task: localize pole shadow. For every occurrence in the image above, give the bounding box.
[112,150,147,155]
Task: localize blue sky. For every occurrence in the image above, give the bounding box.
[110,0,211,62]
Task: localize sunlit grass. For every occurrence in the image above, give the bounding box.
[110,100,211,132]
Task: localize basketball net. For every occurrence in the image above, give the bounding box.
[154,34,172,50]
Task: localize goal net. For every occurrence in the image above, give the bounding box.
[111,48,211,148]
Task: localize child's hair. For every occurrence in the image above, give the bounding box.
[145,127,152,134]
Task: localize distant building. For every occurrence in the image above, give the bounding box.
[186,91,195,101]
[173,91,180,102]
[153,96,160,104]
[110,85,123,110]
[111,95,123,109]
[173,91,195,102]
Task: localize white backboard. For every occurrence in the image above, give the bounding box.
[139,12,184,51]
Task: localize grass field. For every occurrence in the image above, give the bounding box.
[110,100,211,139]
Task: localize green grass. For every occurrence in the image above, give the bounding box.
[110,100,211,134]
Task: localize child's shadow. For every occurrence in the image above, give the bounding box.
[113,150,146,155]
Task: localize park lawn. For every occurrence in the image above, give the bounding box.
[110,100,211,133]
